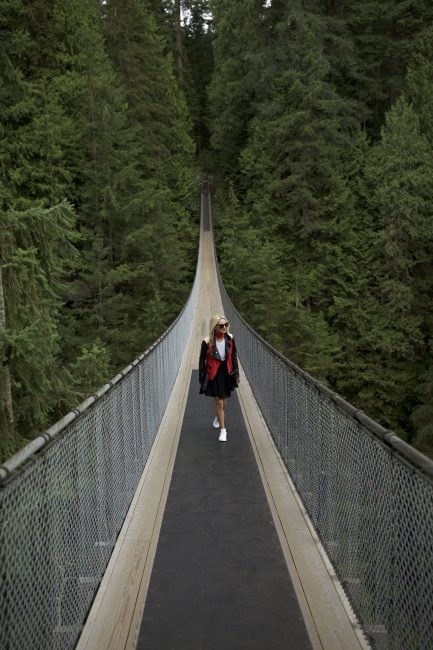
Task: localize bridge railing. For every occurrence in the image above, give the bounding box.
[0,273,198,650]
[220,280,433,650]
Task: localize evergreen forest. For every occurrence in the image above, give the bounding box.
[1,0,433,462]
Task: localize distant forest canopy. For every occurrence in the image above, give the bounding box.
[205,0,433,460]
[0,0,199,461]
[1,0,433,462]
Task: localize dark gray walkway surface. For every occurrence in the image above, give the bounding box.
[137,371,313,650]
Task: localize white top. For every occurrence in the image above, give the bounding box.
[216,338,226,360]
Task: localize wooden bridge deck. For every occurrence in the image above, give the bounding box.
[136,369,312,649]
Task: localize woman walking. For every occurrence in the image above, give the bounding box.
[199,314,240,442]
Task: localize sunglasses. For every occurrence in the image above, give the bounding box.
[216,322,229,329]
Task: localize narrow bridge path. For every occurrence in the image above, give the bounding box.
[77,192,367,650]
[137,370,312,649]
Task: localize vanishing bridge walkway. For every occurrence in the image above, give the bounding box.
[1,185,433,650]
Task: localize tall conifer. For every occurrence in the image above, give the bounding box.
[208,0,262,182]
[346,0,433,136]
[183,1,213,156]
[237,7,355,380]
[102,0,196,361]
[404,26,433,453]
[349,97,433,432]
[0,202,76,459]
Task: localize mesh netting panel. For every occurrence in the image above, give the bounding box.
[221,288,433,650]
[0,278,197,650]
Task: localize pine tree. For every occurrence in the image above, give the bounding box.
[411,352,433,456]
[346,0,433,137]
[0,0,73,209]
[213,183,342,384]
[183,1,213,157]
[344,97,433,433]
[0,201,77,460]
[0,0,83,457]
[101,0,197,362]
[70,339,111,400]
[403,33,433,452]
[54,0,142,369]
[207,0,263,182]
[233,7,357,381]
[0,0,134,454]
[405,25,433,147]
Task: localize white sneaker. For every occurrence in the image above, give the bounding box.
[218,428,227,442]
[212,417,220,428]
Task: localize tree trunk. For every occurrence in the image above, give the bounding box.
[175,0,183,81]
[0,266,14,451]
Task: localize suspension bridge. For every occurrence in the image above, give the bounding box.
[1,184,432,650]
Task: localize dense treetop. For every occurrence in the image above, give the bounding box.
[0,0,197,459]
[208,0,433,458]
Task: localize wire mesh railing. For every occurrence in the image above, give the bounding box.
[220,281,433,650]
[0,274,198,650]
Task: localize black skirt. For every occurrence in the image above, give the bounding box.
[202,361,232,398]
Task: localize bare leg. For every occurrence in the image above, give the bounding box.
[215,397,225,429]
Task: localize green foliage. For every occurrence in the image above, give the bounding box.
[183,1,213,156]
[213,183,343,386]
[0,202,77,458]
[405,25,433,145]
[207,0,263,181]
[70,340,111,400]
[226,8,355,383]
[411,346,433,456]
[209,0,433,459]
[2,0,433,466]
[98,0,197,363]
[345,0,433,137]
[0,0,197,461]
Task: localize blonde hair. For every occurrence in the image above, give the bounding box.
[206,314,230,342]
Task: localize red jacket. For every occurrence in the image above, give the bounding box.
[199,334,238,382]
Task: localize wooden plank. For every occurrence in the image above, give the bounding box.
[236,368,370,650]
